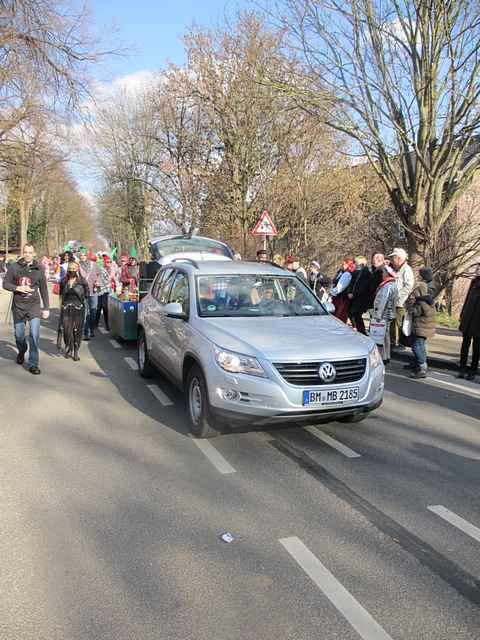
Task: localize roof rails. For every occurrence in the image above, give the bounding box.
[170,258,199,269]
[241,260,286,270]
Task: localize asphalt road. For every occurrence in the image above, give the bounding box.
[0,312,479,640]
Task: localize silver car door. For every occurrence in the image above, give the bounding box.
[152,268,176,366]
[163,270,190,382]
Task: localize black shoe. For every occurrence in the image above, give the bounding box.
[29,366,41,375]
[16,346,27,365]
[83,335,90,341]
[410,369,427,379]
[456,369,467,379]
[466,371,477,381]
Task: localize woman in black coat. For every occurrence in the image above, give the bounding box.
[58,260,89,361]
[458,263,480,381]
[347,256,372,335]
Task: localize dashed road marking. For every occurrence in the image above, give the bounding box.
[191,439,236,474]
[304,426,361,458]
[109,339,122,349]
[428,505,480,543]
[280,537,394,640]
[147,384,174,406]
[124,357,139,371]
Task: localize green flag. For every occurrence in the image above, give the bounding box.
[129,247,138,259]
[109,247,117,260]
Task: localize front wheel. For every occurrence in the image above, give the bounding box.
[186,365,220,438]
[137,330,155,378]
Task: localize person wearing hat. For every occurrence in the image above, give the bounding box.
[404,268,436,378]
[389,248,414,350]
[95,255,113,331]
[458,263,480,381]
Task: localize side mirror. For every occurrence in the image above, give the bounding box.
[324,302,335,314]
[165,301,187,320]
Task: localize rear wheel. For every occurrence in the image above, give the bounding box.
[137,329,155,378]
[186,365,220,438]
[338,412,367,423]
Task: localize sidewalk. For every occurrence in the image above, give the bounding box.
[391,327,461,372]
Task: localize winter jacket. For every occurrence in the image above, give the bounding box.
[331,270,352,297]
[459,277,480,338]
[372,278,398,322]
[347,267,372,315]
[407,282,436,339]
[395,262,415,307]
[60,276,89,307]
[3,259,50,322]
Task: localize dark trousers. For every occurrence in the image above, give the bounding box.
[96,293,110,330]
[460,334,480,372]
[350,312,367,335]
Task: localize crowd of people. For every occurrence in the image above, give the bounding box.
[254,246,479,381]
[1,245,140,373]
[1,242,479,382]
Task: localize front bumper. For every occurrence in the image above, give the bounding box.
[206,359,385,427]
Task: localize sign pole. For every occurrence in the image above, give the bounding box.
[263,234,267,252]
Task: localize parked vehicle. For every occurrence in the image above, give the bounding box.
[137,260,384,437]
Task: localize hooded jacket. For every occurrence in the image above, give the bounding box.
[459,277,480,337]
[3,259,49,322]
[407,281,436,339]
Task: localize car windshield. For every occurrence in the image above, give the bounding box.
[150,238,232,259]
[196,275,327,317]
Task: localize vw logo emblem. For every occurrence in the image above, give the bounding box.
[319,362,336,383]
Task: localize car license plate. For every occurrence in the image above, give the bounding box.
[302,387,359,406]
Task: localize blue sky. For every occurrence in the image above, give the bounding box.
[89,0,249,81]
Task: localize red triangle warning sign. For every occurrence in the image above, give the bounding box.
[252,211,278,236]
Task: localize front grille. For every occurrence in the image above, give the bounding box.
[273,358,367,387]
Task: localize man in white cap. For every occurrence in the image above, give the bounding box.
[389,248,414,349]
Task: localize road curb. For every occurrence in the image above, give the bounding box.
[391,349,459,372]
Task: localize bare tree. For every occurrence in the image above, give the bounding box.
[275,0,480,285]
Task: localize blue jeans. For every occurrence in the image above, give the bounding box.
[412,335,427,366]
[14,317,41,367]
[84,295,98,337]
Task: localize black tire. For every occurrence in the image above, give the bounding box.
[137,329,155,378]
[186,365,220,438]
[338,412,368,423]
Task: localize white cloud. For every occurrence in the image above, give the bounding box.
[92,69,156,101]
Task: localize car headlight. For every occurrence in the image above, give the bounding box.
[214,346,266,377]
[369,345,383,369]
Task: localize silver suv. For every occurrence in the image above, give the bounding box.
[137,261,384,437]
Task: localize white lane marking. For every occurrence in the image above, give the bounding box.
[109,339,122,350]
[305,426,361,458]
[387,371,480,398]
[280,537,394,640]
[428,506,480,543]
[98,326,108,335]
[147,384,174,406]
[191,439,236,475]
[124,357,139,371]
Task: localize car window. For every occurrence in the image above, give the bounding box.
[196,275,327,317]
[150,238,232,259]
[151,270,166,299]
[168,271,190,315]
[157,268,176,304]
